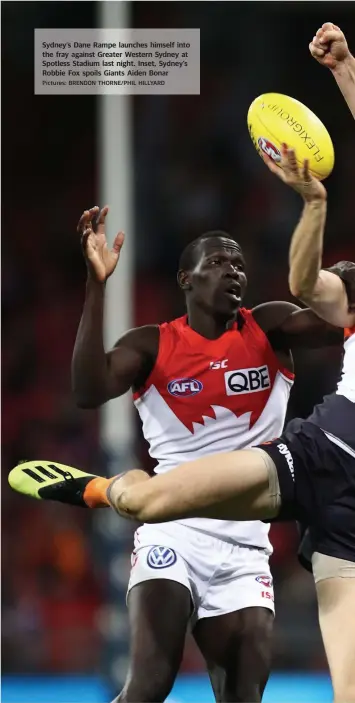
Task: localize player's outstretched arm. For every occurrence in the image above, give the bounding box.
[262,143,327,300]
[263,146,355,327]
[72,206,158,408]
[310,23,355,120]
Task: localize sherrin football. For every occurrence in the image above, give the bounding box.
[247,93,334,180]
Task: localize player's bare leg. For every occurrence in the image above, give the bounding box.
[313,554,355,703]
[114,581,191,703]
[108,449,280,524]
[194,608,273,702]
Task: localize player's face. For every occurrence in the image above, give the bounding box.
[190,238,247,317]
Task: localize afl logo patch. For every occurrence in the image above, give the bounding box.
[258,137,281,162]
[147,546,177,569]
[167,378,203,397]
[256,575,273,588]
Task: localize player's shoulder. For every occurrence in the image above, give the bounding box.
[116,316,186,357]
[159,315,189,338]
[325,261,355,312]
[115,324,160,358]
[251,301,301,334]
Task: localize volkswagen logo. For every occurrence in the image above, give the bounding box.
[147,546,177,569]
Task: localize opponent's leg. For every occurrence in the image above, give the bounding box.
[194,607,273,703]
[110,449,280,523]
[9,451,278,524]
[115,580,191,703]
[313,553,355,703]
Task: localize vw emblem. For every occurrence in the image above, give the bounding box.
[147,546,177,569]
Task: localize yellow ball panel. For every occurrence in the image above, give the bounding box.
[247,93,334,180]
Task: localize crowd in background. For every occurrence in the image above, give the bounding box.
[2,0,354,678]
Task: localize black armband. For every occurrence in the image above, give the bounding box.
[325,260,355,312]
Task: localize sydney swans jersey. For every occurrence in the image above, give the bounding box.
[133,311,294,548]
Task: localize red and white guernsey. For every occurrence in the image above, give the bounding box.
[340,326,355,401]
[133,310,294,550]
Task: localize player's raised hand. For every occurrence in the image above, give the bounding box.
[262,144,327,202]
[77,206,124,282]
[309,23,351,70]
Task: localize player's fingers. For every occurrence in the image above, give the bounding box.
[309,42,326,58]
[312,35,323,47]
[320,29,342,44]
[280,143,296,174]
[81,228,93,254]
[88,206,100,231]
[97,205,109,225]
[303,159,312,183]
[112,231,125,255]
[77,209,91,234]
[321,22,336,32]
[261,154,287,183]
[97,205,109,233]
[77,206,99,233]
[286,148,299,177]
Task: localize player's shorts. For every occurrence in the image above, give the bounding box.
[127,522,274,622]
[258,419,355,569]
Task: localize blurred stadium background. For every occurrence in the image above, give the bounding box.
[2,2,354,701]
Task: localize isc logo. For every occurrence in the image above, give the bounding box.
[210,359,228,370]
[167,378,203,397]
[258,137,281,163]
[261,591,274,602]
[225,366,270,396]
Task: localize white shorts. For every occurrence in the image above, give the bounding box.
[128,522,274,622]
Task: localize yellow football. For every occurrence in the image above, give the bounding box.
[247,93,334,180]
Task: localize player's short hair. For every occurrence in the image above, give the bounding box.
[178,231,241,271]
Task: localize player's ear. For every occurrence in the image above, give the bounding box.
[177,269,191,291]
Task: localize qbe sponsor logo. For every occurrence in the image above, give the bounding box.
[224,365,271,396]
[147,546,177,569]
[277,443,295,480]
[167,378,203,397]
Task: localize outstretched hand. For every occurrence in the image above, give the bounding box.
[262,144,327,203]
[77,206,125,282]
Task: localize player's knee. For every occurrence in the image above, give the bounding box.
[224,611,273,701]
[114,482,158,523]
[115,486,146,521]
[121,490,167,524]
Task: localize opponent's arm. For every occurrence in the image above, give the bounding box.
[285,175,355,326]
[263,146,355,328]
[72,206,158,408]
[254,302,343,350]
[310,23,355,120]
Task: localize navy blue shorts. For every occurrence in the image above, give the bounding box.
[258,419,355,570]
